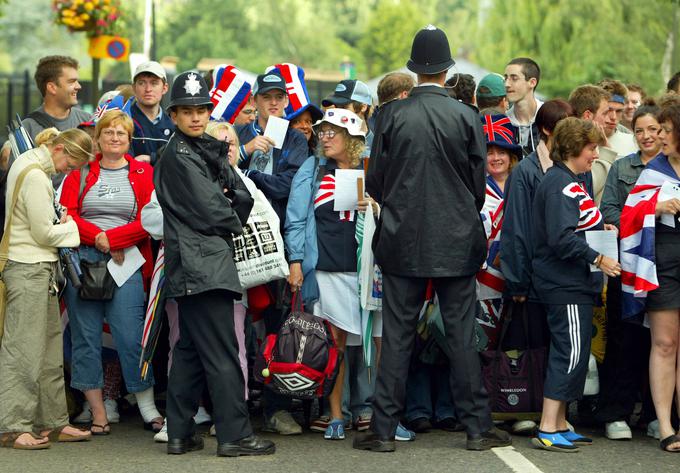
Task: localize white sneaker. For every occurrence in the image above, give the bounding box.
[583,354,600,396]
[647,419,660,440]
[209,424,216,437]
[606,420,632,440]
[193,406,212,425]
[104,398,120,424]
[153,419,168,443]
[262,410,302,435]
[73,401,92,424]
[512,420,537,435]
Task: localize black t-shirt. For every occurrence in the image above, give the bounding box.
[314,162,358,272]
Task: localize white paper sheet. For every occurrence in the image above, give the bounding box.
[264,116,289,149]
[333,169,365,211]
[658,181,680,228]
[586,230,618,272]
[107,246,146,287]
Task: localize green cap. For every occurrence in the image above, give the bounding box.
[476,73,506,98]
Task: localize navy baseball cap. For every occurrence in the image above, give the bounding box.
[253,72,287,96]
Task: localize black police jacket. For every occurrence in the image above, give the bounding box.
[366,85,487,278]
[154,130,254,298]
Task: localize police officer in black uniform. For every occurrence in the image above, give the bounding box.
[154,71,275,457]
[353,26,512,453]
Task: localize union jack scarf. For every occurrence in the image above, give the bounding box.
[620,155,680,319]
[314,173,355,221]
[209,64,252,124]
[477,176,505,300]
[266,63,312,120]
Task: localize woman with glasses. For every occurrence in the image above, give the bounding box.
[285,109,372,441]
[60,110,162,436]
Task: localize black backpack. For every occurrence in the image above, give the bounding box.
[255,296,340,399]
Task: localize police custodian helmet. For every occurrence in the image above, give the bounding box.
[407,25,455,75]
[167,71,214,111]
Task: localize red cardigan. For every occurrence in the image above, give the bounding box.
[60,154,154,282]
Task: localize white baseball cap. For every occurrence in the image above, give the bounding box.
[313,108,365,140]
[133,61,167,82]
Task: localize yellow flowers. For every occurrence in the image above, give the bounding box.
[53,0,121,36]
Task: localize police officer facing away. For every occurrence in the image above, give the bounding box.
[154,71,275,457]
[353,26,512,453]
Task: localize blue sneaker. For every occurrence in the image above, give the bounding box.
[559,429,592,445]
[395,422,415,442]
[324,419,345,440]
[531,430,579,452]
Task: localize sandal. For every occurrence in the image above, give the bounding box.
[660,434,680,452]
[0,432,51,450]
[44,425,92,443]
[90,423,111,436]
[143,417,164,433]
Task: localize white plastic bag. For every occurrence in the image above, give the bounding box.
[232,171,289,289]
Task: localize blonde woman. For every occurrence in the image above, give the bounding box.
[0,127,93,450]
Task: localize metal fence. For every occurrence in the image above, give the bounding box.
[0,70,339,144]
[0,71,128,143]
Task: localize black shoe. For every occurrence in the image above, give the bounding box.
[435,417,465,432]
[167,434,204,455]
[407,417,433,433]
[466,427,512,451]
[352,430,396,452]
[217,435,275,457]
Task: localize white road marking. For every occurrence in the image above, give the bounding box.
[492,446,545,473]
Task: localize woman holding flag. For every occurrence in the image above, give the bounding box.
[621,103,680,452]
[476,114,521,347]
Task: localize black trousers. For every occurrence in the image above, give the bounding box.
[370,273,493,438]
[167,289,252,444]
[594,277,651,423]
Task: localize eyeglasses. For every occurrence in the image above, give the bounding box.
[317,129,337,140]
[101,129,128,139]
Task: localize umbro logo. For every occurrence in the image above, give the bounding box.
[273,373,315,391]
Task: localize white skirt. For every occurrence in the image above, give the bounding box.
[314,271,361,335]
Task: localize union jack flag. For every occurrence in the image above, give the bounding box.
[93,94,132,121]
[314,174,354,221]
[477,177,505,300]
[620,155,678,318]
[209,64,252,124]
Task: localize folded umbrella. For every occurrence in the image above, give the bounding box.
[139,244,166,380]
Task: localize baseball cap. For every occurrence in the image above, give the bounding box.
[313,108,366,140]
[322,80,372,107]
[476,73,506,98]
[253,72,287,96]
[133,61,167,82]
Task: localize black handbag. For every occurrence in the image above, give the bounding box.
[79,259,116,301]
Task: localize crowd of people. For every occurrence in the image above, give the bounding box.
[0,24,680,459]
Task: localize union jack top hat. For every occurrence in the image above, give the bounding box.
[481,114,522,157]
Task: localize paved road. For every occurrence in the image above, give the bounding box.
[0,417,674,473]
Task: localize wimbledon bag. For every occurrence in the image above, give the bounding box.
[232,171,289,289]
[0,164,42,346]
[480,302,546,419]
[255,295,339,399]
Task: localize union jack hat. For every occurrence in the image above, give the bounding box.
[481,114,521,156]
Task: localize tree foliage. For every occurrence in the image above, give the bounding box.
[0,0,678,100]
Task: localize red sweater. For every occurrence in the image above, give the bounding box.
[60,154,154,282]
